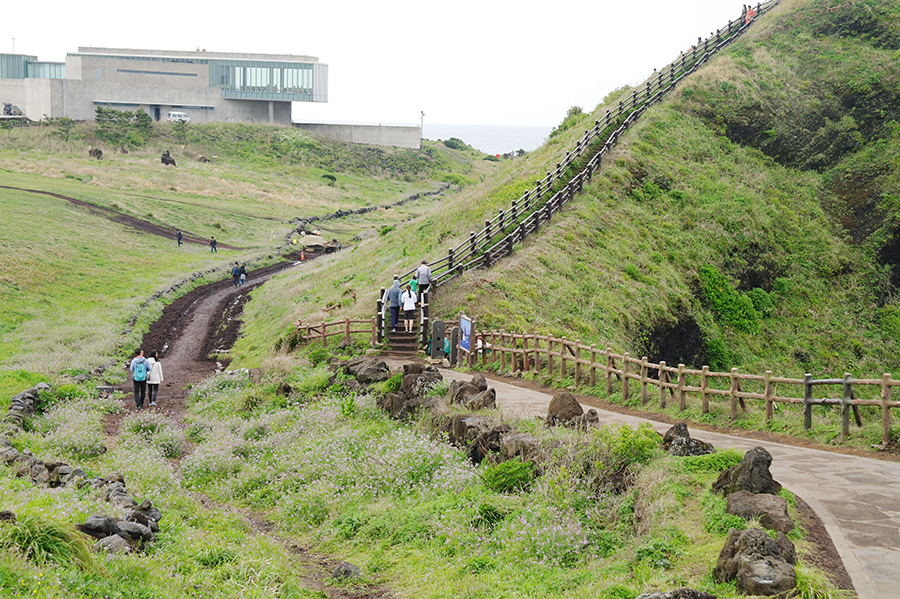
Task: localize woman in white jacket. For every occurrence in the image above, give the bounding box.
[400,284,418,333]
[146,350,164,407]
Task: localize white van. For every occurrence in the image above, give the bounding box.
[166,111,190,123]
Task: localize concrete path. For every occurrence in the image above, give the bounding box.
[439,369,898,599]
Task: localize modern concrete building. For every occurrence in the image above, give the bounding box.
[0,47,328,125]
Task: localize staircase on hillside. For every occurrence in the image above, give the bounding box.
[381,305,421,357]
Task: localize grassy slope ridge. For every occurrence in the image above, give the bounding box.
[0,123,484,378]
[357,0,899,379]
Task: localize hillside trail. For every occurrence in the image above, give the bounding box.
[105,258,394,599]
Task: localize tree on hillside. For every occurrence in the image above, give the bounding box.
[0,119,17,140]
[94,105,154,149]
[43,116,76,142]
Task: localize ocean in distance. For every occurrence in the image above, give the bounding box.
[423,123,554,156]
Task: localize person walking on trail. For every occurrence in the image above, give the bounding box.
[126,349,151,410]
[146,350,164,407]
[386,276,402,333]
[239,264,247,286]
[416,260,433,295]
[176,230,183,247]
[401,284,418,333]
[232,262,240,287]
[210,237,217,253]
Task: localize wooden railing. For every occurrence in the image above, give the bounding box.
[394,1,780,288]
[295,317,377,347]
[476,329,900,445]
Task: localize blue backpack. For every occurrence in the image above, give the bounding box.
[133,360,148,382]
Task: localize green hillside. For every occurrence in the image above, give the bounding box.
[339,0,900,379]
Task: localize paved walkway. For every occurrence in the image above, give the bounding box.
[439,369,899,599]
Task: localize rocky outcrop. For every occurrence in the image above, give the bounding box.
[545,392,583,426]
[662,422,715,456]
[344,357,391,384]
[713,527,796,595]
[713,447,782,496]
[726,490,794,533]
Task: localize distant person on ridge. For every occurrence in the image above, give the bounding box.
[386,276,402,333]
[232,262,240,286]
[210,237,217,253]
[146,350,164,407]
[176,230,183,246]
[126,349,151,410]
[416,260,432,295]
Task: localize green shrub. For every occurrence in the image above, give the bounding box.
[305,344,330,366]
[698,264,761,333]
[679,448,743,472]
[482,457,534,493]
[595,422,661,468]
[634,526,688,569]
[442,137,467,151]
[702,491,747,534]
[0,514,102,574]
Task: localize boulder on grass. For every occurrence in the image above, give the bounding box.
[713,446,782,496]
[713,527,796,596]
[545,392,582,426]
[726,490,794,533]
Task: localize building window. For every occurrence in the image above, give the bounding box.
[96,68,101,82]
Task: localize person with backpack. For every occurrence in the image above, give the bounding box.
[239,264,247,286]
[232,262,240,286]
[146,350,164,407]
[126,349,151,410]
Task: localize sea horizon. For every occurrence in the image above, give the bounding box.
[423,123,553,156]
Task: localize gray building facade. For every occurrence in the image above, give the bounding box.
[0,47,328,125]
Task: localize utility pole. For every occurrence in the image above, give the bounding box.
[420,111,425,140]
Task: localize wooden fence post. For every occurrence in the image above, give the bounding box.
[469,231,476,257]
[622,353,630,402]
[606,349,614,398]
[499,330,506,372]
[448,248,454,273]
[589,345,597,388]
[841,373,853,438]
[522,334,530,371]
[677,364,686,410]
[882,373,892,446]
[376,288,384,344]
[729,368,738,420]
[574,340,582,386]
[560,337,567,378]
[321,323,327,347]
[546,337,553,377]
[640,356,649,406]
[658,361,667,408]
[764,371,774,422]
[803,373,813,431]
[344,318,351,345]
[701,366,710,414]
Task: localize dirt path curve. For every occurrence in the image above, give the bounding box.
[0,185,241,249]
[437,369,896,599]
[107,257,393,599]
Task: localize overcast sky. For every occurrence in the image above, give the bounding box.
[3,0,746,127]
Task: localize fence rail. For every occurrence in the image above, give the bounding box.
[393,0,780,288]
[295,317,377,347]
[477,329,899,445]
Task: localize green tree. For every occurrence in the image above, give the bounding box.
[0,119,16,140]
[173,118,189,144]
[43,116,76,142]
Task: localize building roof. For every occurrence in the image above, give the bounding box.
[74,47,321,64]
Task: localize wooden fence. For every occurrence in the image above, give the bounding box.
[393,0,781,289]
[477,329,900,445]
[295,317,377,347]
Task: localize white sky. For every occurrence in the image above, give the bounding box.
[3,0,745,127]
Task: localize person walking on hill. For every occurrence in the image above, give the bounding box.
[416,260,433,295]
[126,349,151,410]
[146,350,164,407]
[239,264,247,286]
[210,237,217,253]
[232,262,240,286]
[176,230,183,247]
[386,276,402,333]
[401,284,418,333]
